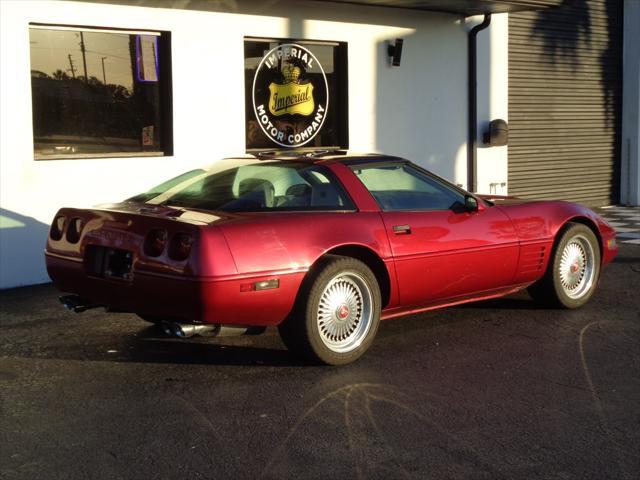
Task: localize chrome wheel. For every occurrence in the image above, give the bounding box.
[558,234,596,300]
[317,271,373,353]
[278,255,381,365]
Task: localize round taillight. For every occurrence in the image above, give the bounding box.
[50,215,65,241]
[144,229,168,257]
[66,218,84,244]
[168,232,193,261]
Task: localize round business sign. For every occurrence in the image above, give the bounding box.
[252,43,329,148]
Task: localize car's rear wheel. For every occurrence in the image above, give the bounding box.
[279,255,381,365]
[528,223,601,309]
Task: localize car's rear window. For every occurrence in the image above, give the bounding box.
[132,159,355,212]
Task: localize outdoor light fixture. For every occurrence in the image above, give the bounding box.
[388,38,404,66]
[483,119,509,146]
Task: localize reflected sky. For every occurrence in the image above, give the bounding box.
[30,28,134,90]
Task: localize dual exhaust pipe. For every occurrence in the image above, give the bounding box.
[58,295,264,339]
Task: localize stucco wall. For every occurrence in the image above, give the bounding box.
[0,0,509,288]
[475,13,509,196]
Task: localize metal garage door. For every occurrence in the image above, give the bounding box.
[508,0,623,207]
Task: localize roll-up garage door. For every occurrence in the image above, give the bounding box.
[508,0,623,207]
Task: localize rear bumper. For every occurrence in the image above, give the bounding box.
[45,252,305,326]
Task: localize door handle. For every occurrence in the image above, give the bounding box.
[393,225,411,234]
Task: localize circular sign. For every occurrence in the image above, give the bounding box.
[252,43,329,148]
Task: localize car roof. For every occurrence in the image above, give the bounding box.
[235,150,408,165]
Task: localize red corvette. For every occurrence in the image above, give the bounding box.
[45,153,618,365]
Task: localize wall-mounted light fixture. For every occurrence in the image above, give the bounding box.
[387,38,404,67]
[483,119,509,146]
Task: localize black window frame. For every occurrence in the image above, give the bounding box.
[29,23,173,161]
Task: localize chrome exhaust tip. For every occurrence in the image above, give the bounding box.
[160,323,266,338]
[178,323,219,338]
[160,322,219,338]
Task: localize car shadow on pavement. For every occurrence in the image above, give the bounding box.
[458,296,548,310]
[446,288,551,311]
[1,315,307,367]
[0,287,545,368]
[128,326,303,367]
[611,256,640,263]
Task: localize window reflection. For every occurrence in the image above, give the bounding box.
[29,26,169,158]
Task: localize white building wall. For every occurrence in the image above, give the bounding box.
[0,0,508,288]
[475,13,509,196]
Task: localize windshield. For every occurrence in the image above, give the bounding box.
[128,159,355,213]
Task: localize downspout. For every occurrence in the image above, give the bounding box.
[467,14,491,193]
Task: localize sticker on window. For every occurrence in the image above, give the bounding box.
[142,125,155,146]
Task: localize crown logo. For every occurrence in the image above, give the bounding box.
[282,64,301,83]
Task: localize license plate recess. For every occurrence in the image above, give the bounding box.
[85,245,133,281]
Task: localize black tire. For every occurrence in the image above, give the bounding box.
[278,255,382,366]
[528,223,601,309]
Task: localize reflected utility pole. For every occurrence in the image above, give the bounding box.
[67,54,76,78]
[101,57,107,84]
[79,32,88,82]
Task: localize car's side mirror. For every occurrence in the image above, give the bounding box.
[464,194,479,212]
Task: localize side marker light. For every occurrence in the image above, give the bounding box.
[255,279,279,291]
[240,279,280,292]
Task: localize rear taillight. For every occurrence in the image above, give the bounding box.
[50,215,65,241]
[168,232,193,261]
[66,218,84,244]
[144,229,168,257]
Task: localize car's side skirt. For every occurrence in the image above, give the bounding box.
[380,283,532,321]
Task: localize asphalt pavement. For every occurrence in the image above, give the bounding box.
[1,244,639,480]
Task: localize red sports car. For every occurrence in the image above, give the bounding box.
[45,153,618,365]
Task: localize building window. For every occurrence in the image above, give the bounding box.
[244,38,348,151]
[29,24,173,159]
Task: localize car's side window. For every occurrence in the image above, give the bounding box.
[352,163,464,211]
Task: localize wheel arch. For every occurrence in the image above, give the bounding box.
[528,215,604,309]
[305,244,392,309]
[560,216,603,262]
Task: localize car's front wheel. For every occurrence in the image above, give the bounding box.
[528,223,601,309]
[279,255,381,365]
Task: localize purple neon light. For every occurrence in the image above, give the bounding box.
[135,35,159,83]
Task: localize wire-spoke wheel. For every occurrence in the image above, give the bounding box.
[528,223,601,309]
[278,255,381,365]
[558,235,596,300]
[317,271,373,353]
